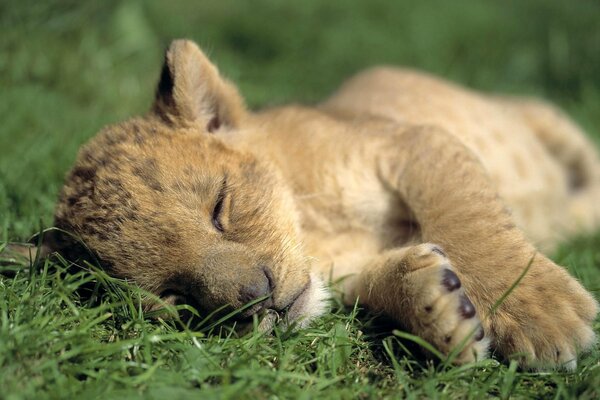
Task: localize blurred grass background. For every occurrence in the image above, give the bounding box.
[1,0,600,240]
[1,0,600,398]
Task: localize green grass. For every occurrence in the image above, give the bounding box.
[1,0,600,398]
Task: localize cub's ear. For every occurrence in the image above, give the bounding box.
[1,228,68,270]
[1,242,53,270]
[151,39,246,131]
[1,229,99,273]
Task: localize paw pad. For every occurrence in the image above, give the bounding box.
[474,326,485,341]
[442,269,461,291]
[459,295,476,318]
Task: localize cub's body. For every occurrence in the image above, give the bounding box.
[237,67,600,283]
[36,41,600,369]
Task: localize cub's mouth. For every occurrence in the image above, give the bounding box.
[256,273,329,332]
[158,273,329,332]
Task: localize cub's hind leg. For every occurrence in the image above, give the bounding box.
[348,243,489,364]
[500,98,600,234]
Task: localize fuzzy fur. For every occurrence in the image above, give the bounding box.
[36,40,600,369]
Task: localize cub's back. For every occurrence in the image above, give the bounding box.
[319,67,581,248]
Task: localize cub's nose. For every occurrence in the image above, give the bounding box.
[238,266,274,314]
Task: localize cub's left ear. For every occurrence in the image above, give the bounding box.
[151,39,246,131]
[1,243,51,266]
[1,229,98,272]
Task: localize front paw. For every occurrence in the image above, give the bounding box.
[391,244,490,363]
[489,260,598,370]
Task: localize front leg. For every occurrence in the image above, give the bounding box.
[351,243,489,364]
[375,127,598,369]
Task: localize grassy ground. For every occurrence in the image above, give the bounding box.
[1,0,600,398]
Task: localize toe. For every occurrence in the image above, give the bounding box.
[459,295,476,318]
[442,269,461,291]
[474,325,485,341]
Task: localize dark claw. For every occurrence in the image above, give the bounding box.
[474,326,484,341]
[459,295,476,318]
[431,246,446,257]
[442,269,461,291]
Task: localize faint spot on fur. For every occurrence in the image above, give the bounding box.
[138,213,182,246]
[132,158,164,192]
[567,162,586,192]
[104,131,129,147]
[241,160,262,182]
[78,216,120,241]
[124,207,139,221]
[132,125,147,146]
[71,165,97,182]
[502,205,514,217]
[503,222,516,231]
[93,148,128,173]
[161,232,181,246]
[100,178,132,201]
[492,129,506,143]
[536,285,546,294]
[188,181,205,194]
[513,153,528,179]
[183,166,195,177]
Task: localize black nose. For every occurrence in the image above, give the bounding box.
[238,266,274,311]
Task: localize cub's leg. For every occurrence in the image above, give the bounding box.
[499,98,600,234]
[375,126,598,369]
[351,243,489,364]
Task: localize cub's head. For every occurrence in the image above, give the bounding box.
[48,40,327,328]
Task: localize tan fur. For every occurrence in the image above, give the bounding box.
[32,40,600,369]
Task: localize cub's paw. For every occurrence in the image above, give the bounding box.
[396,244,490,364]
[491,261,598,370]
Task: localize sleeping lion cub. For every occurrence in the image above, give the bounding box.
[12,39,600,369]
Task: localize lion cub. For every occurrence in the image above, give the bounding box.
[24,40,600,369]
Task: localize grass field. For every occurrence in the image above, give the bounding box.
[1,0,600,398]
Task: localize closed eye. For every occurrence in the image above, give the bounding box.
[212,180,226,232]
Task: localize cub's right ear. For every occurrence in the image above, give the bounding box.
[151,39,246,132]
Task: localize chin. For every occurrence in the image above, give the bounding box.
[258,273,330,333]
